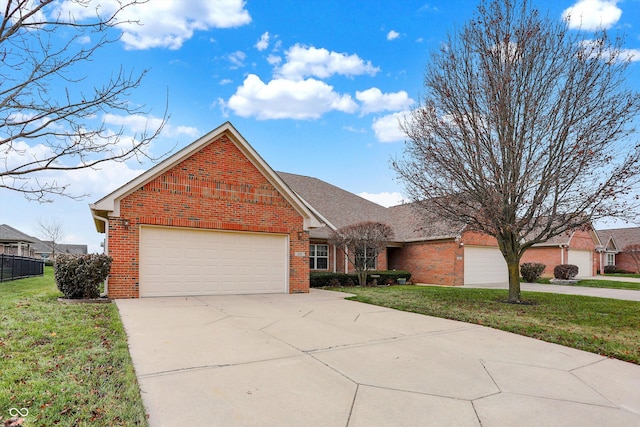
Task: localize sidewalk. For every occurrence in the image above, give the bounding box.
[464,277,640,301]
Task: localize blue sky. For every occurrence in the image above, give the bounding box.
[2,0,640,252]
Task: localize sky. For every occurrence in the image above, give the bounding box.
[2,0,640,253]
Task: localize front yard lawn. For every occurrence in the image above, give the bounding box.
[0,268,148,426]
[337,285,640,364]
[574,279,640,291]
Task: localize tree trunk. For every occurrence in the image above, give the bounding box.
[358,270,368,287]
[507,261,521,303]
[498,233,522,303]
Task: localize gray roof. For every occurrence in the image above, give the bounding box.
[596,227,640,251]
[388,203,465,241]
[277,172,393,239]
[1,224,87,254]
[277,172,464,242]
[0,224,36,243]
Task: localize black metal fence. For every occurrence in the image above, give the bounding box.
[0,254,45,282]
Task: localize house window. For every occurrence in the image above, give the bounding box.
[310,244,328,270]
[606,253,615,266]
[355,247,377,270]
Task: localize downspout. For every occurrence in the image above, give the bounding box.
[92,213,109,296]
[560,245,565,265]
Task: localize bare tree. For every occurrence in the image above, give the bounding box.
[37,217,64,259]
[0,0,166,201]
[622,244,640,273]
[394,0,640,303]
[329,221,394,287]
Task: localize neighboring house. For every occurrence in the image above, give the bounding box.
[89,122,601,299]
[596,227,640,273]
[279,173,599,285]
[32,240,89,261]
[0,224,37,257]
[0,224,88,260]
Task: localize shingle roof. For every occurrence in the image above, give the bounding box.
[277,172,466,242]
[387,202,465,241]
[277,172,392,239]
[0,224,36,243]
[596,227,640,251]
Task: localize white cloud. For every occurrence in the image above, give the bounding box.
[371,111,409,143]
[226,74,358,120]
[387,30,400,41]
[276,44,379,80]
[60,160,146,196]
[228,51,246,68]
[358,191,406,207]
[255,31,270,51]
[579,39,640,62]
[219,78,233,85]
[562,0,622,30]
[267,54,282,65]
[57,0,252,50]
[103,113,199,138]
[356,88,414,115]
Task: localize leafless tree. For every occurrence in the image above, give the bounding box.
[394,0,640,303]
[622,244,640,273]
[37,217,64,259]
[0,0,166,202]
[329,221,394,287]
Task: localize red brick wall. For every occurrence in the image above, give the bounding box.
[388,240,463,286]
[520,247,562,277]
[612,253,640,273]
[107,133,307,298]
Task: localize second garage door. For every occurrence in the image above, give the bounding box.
[568,250,593,278]
[464,246,508,285]
[139,226,288,297]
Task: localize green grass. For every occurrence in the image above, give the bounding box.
[574,279,640,290]
[335,285,640,364]
[603,273,640,279]
[0,268,148,426]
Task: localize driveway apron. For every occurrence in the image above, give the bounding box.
[116,289,640,427]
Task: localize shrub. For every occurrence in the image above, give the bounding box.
[554,264,579,280]
[54,254,112,299]
[603,265,630,274]
[520,262,546,282]
[310,270,411,288]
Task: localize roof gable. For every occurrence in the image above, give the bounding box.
[596,227,640,251]
[90,122,321,232]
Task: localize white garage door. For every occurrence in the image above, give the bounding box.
[568,250,592,278]
[464,246,508,285]
[139,226,288,297]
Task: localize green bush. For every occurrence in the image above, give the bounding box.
[310,270,411,287]
[603,265,630,274]
[54,254,112,299]
[520,262,546,282]
[554,264,579,280]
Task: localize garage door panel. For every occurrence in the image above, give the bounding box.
[139,226,288,297]
[464,246,508,285]
[568,250,592,278]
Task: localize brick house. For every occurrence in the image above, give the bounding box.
[596,227,640,273]
[278,173,599,286]
[91,122,600,298]
[90,122,321,298]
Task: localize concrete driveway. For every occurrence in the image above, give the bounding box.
[116,290,640,427]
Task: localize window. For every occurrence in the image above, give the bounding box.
[310,244,328,270]
[355,247,377,270]
[606,253,615,266]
